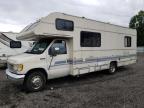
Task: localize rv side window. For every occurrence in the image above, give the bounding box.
[56,19,74,31]
[80,31,101,47]
[124,36,131,47]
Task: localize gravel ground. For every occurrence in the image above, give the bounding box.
[0,54,144,108]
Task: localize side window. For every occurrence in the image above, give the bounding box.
[51,40,67,54]
[56,19,74,31]
[80,31,101,47]
[124,36,131,47]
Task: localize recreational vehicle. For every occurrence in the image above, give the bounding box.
[6,12,137,92]
[0,32,33,66]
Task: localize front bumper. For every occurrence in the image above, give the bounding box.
[6,69,25,84]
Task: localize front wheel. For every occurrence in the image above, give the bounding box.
[109,62,117,74]
[24,72,46,92]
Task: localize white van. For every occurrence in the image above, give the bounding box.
[0,32,33,66]
[6,12,137,92]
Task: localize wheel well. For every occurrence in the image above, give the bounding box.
[110,61,117,67]
[25,68,48,80]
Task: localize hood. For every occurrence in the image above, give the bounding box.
[8,53,42,64]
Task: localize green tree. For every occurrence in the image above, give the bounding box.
[129,10,144,46]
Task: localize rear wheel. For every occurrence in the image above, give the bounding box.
[109,62,117,74]
[24,71,46,92]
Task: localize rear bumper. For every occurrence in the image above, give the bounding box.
[6,69,25,84]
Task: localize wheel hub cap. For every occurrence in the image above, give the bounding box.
[31,76,42,90]
[110,66,115,72]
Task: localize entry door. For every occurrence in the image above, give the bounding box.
[48,40,70,79]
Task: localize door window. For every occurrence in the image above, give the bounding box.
[50,40,67,55]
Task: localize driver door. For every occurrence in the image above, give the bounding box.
[48,40,70,79]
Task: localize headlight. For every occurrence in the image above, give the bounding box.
[13,64,24,71]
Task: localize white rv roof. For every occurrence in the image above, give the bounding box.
[2,32,18,40]
[0,32,18,47]
[17,12,136,41]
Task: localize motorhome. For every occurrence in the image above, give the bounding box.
[0,32,33,66]
[6,12,137,92]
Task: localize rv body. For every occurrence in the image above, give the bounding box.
[6,12,137,92]
[0,32,33,64]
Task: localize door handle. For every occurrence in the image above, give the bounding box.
[40,58,46,60]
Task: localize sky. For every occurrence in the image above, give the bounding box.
[0,0,144,32]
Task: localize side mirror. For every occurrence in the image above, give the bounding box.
[49,47,60,56]
[10,41,22,48]
[28,42,33,47]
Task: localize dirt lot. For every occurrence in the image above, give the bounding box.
[0,54,144,108]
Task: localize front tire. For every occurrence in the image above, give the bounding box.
[24,72,46,92]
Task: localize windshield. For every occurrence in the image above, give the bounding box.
[25,39,53,54]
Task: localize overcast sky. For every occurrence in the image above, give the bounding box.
[0,0,144,32]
